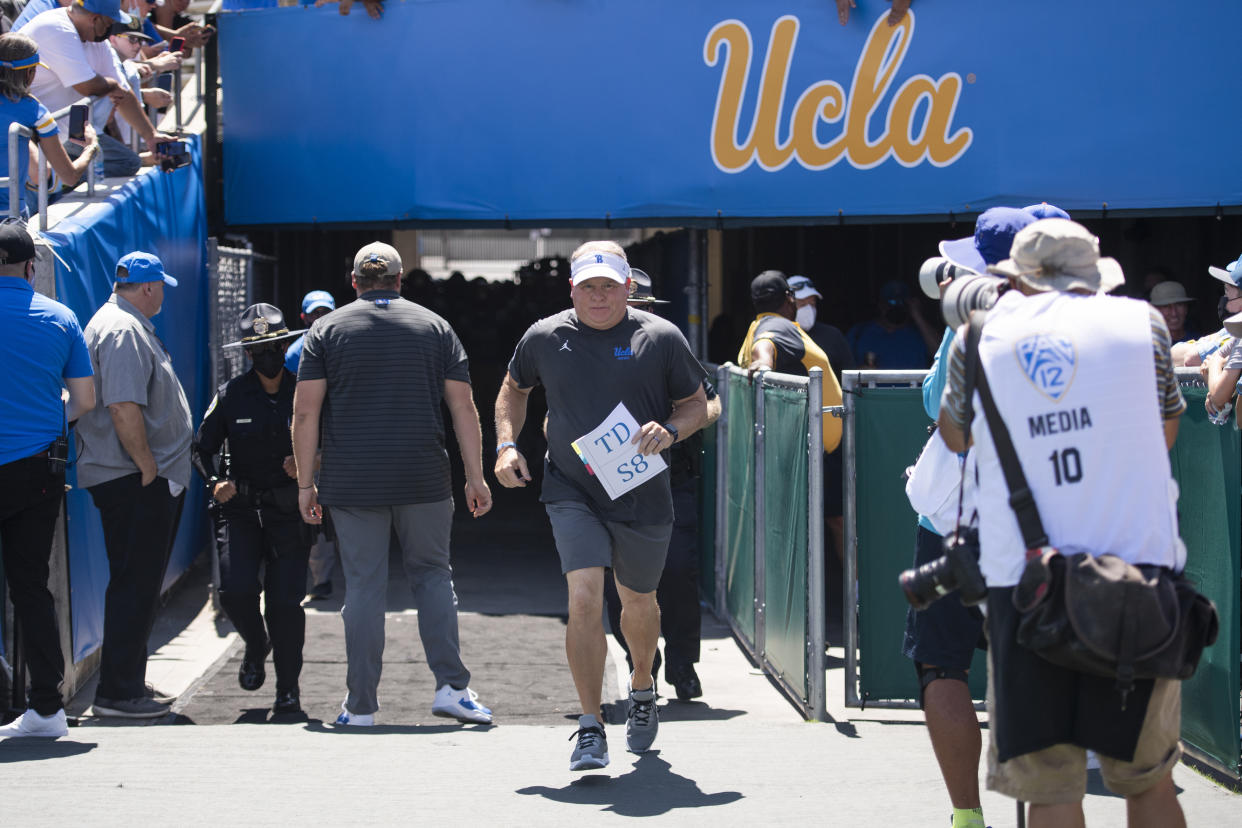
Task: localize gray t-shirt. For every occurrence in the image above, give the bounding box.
[75,294,193,489]
[298,291,470,506]
[508,308,706,523]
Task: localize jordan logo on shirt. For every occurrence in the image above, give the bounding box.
[559,339,572,352]
[1015,333,1076,402]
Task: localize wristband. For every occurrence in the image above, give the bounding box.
[298,484,314,490]
[662,422,679,443]
[497,441,517,453]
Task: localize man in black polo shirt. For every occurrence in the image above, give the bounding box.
[292,242,493,727]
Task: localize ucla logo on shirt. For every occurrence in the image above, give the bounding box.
[1015,334,1076,402]
[614,346,633,360]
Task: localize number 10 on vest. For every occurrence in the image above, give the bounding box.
[570,402,668,500]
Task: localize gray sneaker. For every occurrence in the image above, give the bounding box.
[568,714,608,771]
[626,682,659,753]
[93,696,170,719]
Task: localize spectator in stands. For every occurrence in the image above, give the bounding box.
[24,0,178,177]
[75,251,192,719]
[601,269,721,702]
[835,0,912,27]
[847,279,937,369]
[149,0,212,56]
[0,31,98,215]
[292,242,494,728]
[9,0,63,33]
[319,0,384,20]
[101,19,171,156]
[0,222,95,740]
[284,288,337,602]
[1148,281,1197,345]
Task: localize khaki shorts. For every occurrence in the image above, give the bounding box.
[986,649,1183,804]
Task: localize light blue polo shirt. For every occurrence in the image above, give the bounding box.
[0,275,92,465]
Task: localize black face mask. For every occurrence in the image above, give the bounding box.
[250,350,285,379]
[1218,295,1232,324]
[885,304,910,326]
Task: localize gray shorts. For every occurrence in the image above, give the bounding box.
[545,500,673,593]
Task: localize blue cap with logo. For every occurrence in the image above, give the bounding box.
[301,290,336,314]
[76,0,131,24]
[939,207,1037,274]
[115,251,177,287]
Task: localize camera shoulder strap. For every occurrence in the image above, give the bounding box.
[965,311,1050,549]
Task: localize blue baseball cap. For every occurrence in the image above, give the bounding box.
[115,251,177,287]
[1209,256,1242,287]
[301,290,335,314]
[1023,202,1071,221]
[939,207,1037,273]
[76,0,131,24]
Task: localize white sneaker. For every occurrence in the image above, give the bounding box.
[334,700,373,727]
[431,685,493,724]
[0,708,68,739]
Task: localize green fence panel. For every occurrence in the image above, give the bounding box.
[854,387,987,703]
[763,385,810,697]
[1171,387,1241,776]
[724,373,756,641]
[699,420,718,598]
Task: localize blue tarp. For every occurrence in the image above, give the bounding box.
[46,139,210,661]
[219,1,1242,226]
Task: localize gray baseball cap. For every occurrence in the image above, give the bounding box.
[353,242,402,276]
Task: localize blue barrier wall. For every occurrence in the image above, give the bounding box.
[46,139,210,661]
[219,1,1242,226]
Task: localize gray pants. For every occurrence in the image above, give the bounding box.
[330,498,470,715]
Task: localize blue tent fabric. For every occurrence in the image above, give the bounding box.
[44,138,210,661]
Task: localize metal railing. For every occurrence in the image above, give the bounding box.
[3,100,98,230]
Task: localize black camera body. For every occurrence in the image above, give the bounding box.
[899,526,987,611]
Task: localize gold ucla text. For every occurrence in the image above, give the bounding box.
[704,12,973,173]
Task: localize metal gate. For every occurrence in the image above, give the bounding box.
[207,238,276,390]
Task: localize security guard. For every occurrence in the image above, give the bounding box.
[192,303,309,715]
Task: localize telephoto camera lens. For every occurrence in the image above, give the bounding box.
[941,273,1007,329]
[917,256,976,300]
[898,528,987,610]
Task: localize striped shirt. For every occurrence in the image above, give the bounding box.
[298,291,470,506]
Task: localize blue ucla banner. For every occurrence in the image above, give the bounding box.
[219,1,1241,225]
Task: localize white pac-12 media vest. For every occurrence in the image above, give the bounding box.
[969,290,1184,588]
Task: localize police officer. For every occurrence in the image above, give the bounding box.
[192,303,309,715]
[602,269,721,700]
[0,222,94,739]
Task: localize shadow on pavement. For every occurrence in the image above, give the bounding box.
[516,751,743,816]
[0,740,97,762]
[301,721,494,736]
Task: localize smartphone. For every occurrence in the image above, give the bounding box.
[156,140,191,171]
[169,36,185,53]
[67,104,87,141]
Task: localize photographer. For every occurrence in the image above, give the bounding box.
[902,206,1032,828]
[936,219,1187,827]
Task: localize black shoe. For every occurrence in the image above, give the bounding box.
[272,689,302,715]
[306,581,332,601]
[238,643,270,692]
[670,665,703,701]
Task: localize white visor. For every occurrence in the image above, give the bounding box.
[570,251,631,286]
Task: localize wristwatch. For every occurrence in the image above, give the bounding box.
[662,422,679,443]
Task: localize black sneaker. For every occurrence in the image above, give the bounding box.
[93,696,170,719]
[272,689,302,715]
[238,642,271,692]
[569,714,608,771]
